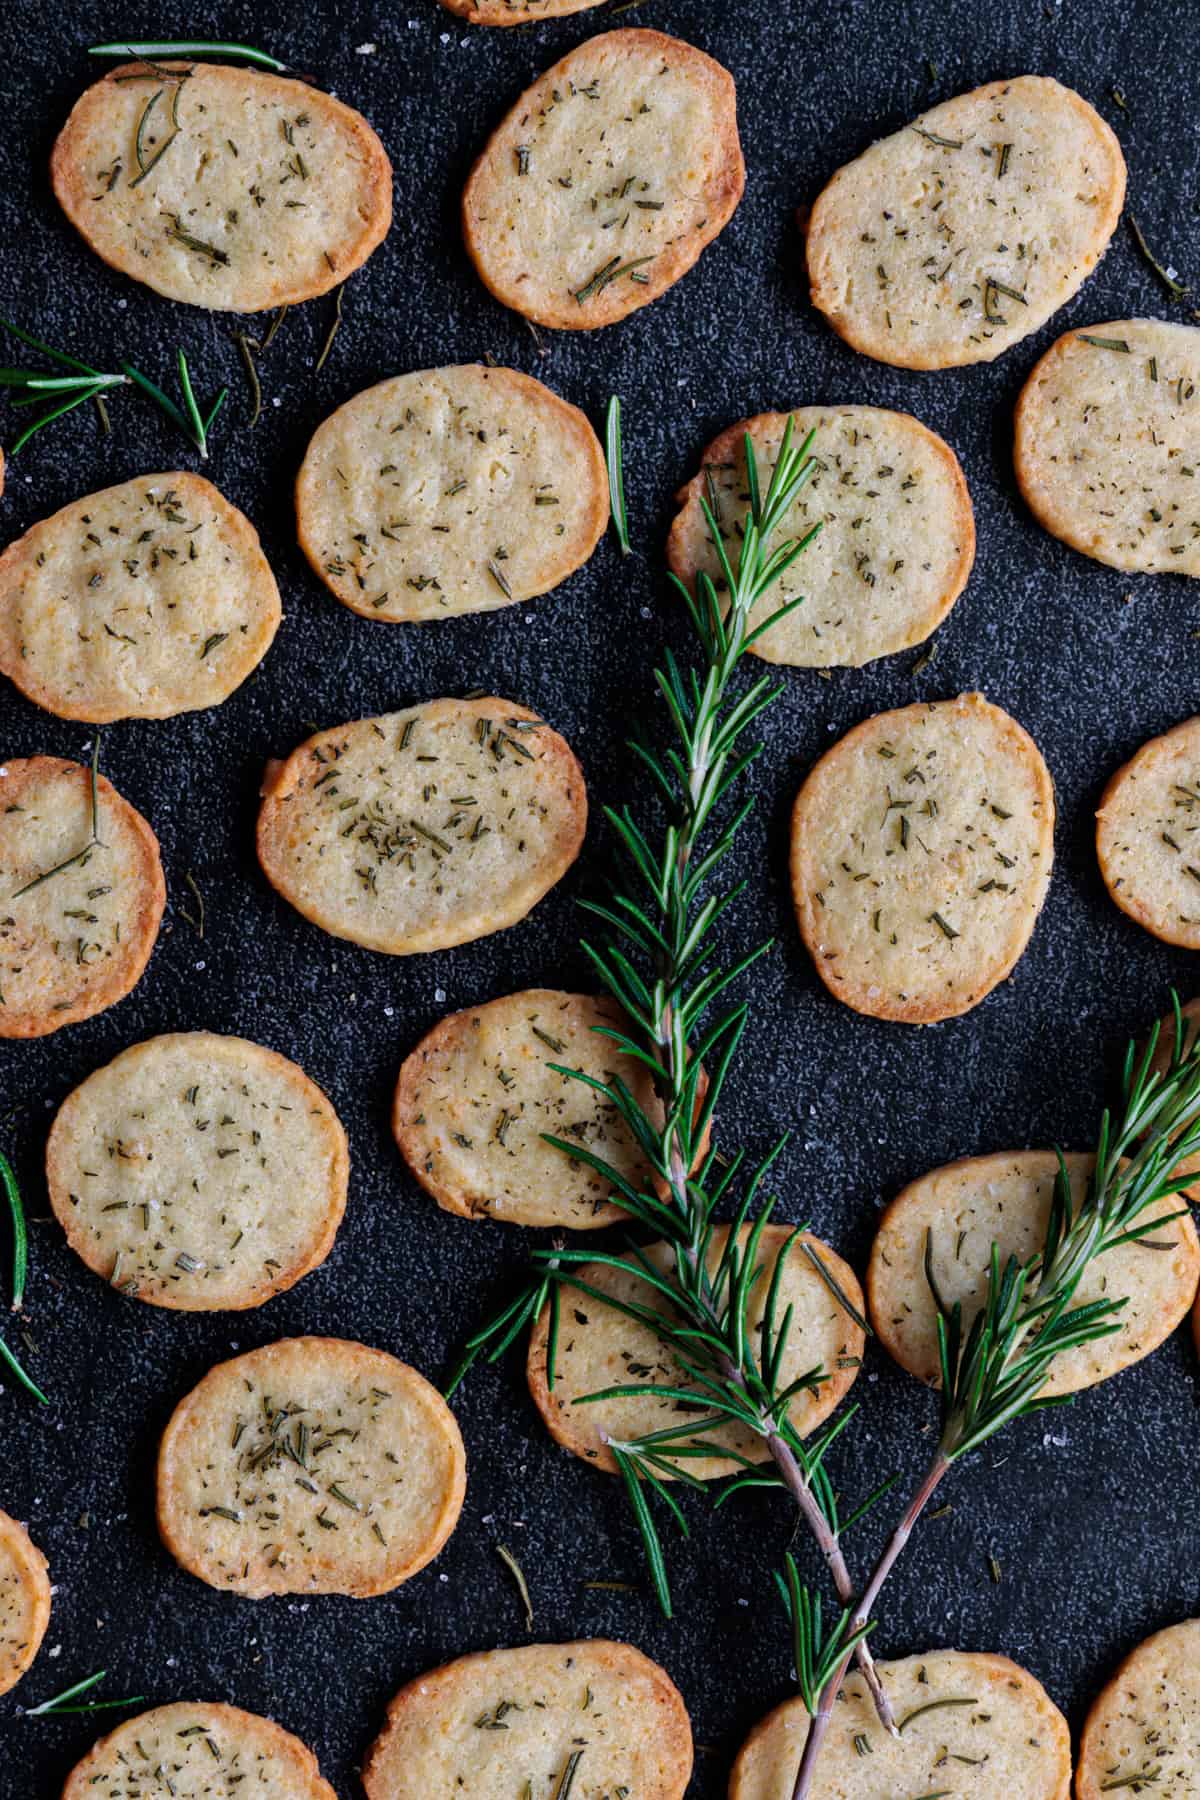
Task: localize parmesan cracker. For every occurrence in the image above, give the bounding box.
[157,1337,466,1598]
[441,0,604,18]
[256,698,586,955]
[296,366,607,623]
[463,29,744,329]
[1015,321,1200,575]
[47,1031,349,1311]
[363,1640,692,1800]
[0,755,165,1039]
[790,693,1055,1023]
[730,1650,1071,1800]
[667,406,975,668]
[0,473,281,722]
[527,1225,864,1477]
[395,990,659,1229]
[1097,715,1200,948]
[806,75,1124,370]
[0,1510,50,1698]
[1077,1620,1200,1800]
[51,62,391,312]
[869,1151,1199,1397]
[61,1702,338,1799]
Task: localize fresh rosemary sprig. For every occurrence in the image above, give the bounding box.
[0,319,127,454]
[25,1669,145,1717]
[0,319,227,459]
[605,395,631,554]
[788,997,1200,1799]
[87,39,288,72]
[453,418,894,1723]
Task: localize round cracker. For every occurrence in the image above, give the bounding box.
[157,1337,466,1598]
[0,473,281,722]
[462,29,744,330]
[1097,716,1200,948]
[396,990,658,1229]
[1015,321,1200,575]
[295,366,607,624]
[0,1510,51,1698]
[667,406,975,669]
[790,693,1055,1023]
[730,1649,1071,1800]
[256,697,586,955]
[1077,1620,1200,1799]
[51,62,391,313]
[0,755,165,1039]
[528,1225,864,1477]
[869,1150,1200,1399]
[806,75,1125,371]
[61,1701,338,1799]
[362,1638,692,1799]
[46,1031,349,1312]
[440,0,604,19]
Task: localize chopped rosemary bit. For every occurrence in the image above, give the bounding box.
[495,1542,534,1630]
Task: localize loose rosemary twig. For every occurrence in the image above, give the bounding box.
[25,1669,144,1717]
[788,998,1200,1799]
[0,320,227,459]
[0,1156,44,1406]
[452,421,895,1726]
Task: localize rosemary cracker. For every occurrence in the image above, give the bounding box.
[295,365,608,623]
[527,1225,865,1477]
[61,1701,338,1799]
[362,1639,692,1799]
[462,29,744,329]
[1097,715,1200,949]
[46,1031,349,1311]
[667,406,975,668]
[789,692,1055,1023]
[1077,1620,1200,1800]
[0,754,165,1039]
[395,990,672,1229]
[869,1151,1200,1398]
[256,697,587,955]
[730,1650,1071,1799]
[157,1337,466,1598]
[0,473,281,722]
[805,75,1124,370]
[440,0,604,19]
[51,61,391,311]
[0,1510,50,1697]
[1015,321,1200,575]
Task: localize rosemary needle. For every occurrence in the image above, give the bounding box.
[495,1542,534,1631]
[605,395,631,555]
[1,1153,27,1311]
[0,1336,47,1406]
[13,735,104,898]
[87,39,288,72]
[314,284,346,373]
[26,1670,145,1716]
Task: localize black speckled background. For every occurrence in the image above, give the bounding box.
[1,1,1198,1793]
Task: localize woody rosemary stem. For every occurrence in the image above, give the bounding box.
[655,565,894,1733]
[791,1454,950,1799]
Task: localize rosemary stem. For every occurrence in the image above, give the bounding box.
[651,552,892,1727]
[790,1452,950,1800]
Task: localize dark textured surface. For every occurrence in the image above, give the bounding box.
[1,1,1198,1792]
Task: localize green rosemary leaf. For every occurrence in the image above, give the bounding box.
[0,1334,48,1405]
[88,39,288,71]
[314,284,346,374]
[26,1669,145,1716]
[605,395,631,554]
[495,1542,534,1631]
[1,1153,28,1312]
